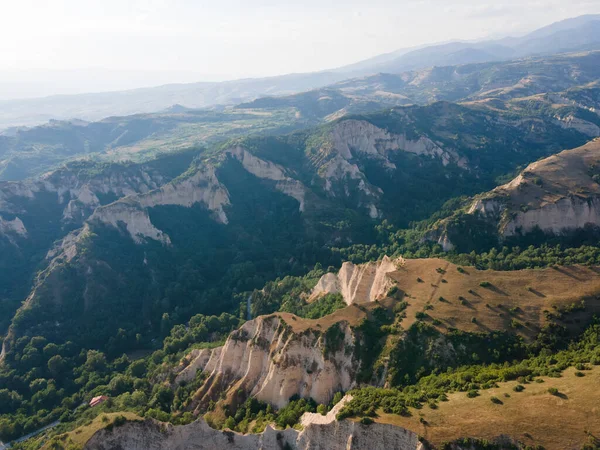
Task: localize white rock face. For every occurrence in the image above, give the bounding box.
[175,349,214,385]
[329,119,466,168]
[0,165,166,229]
[504,197,600,236]
[227,146,307,212]
[300,395,353,427]
[0,216,27,238]
[311,256,401,305]
[90,166,230,243]
[465,139,600,238]
[84,417,422,450]
[138,167,230,224]
[467,198,505,218]
[91,203,171,245]
[555,115,600,137]
[185,315,360,410]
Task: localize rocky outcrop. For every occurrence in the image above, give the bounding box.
[0,216,27,240]
[91,202,171,245]
[180,315,361,410]
[300,395,353,427]
[430,139,600,249]
[503,196,600,236]
[85,417,422,450]
[310,119,468,218]
[175,348,214,385]
[0,165,166,224]
[226,146,307,212]
[311,256,402,305]
[329,119,467,169]
[319,155,382,218]
[555,114,600,137]
[89,166,230,243]
[89,147,313,244]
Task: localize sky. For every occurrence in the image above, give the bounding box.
[1,0,600,98]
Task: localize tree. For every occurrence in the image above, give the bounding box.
[224,416,236,430]
[48,355,67,378]
[128,359,147,378]
[0,389,22,414]
[108,375,133,395]
[84,350,107,372]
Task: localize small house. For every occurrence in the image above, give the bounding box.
[89,395,109,407]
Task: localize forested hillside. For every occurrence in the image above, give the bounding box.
[3,47,600,450]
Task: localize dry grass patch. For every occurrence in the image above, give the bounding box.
[376,367,600,450]
[388,258,600,338]
[43,412,142,449]
[273,297,396,333]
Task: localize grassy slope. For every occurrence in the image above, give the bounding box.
[377,367,600,450]
[391,258,600,338]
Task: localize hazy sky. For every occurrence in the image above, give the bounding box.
[1,0,600,96]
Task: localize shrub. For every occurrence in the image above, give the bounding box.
[471,317,477,324]
[360,417,374,425]
[513,385,525,392]
[479,281,491,288]
[457,267,465,273]
[415,311,427,320]
[548,388,559,396]
[113,415,127,427]
[393,301,408,315]
[466,390,479,398]
[417,278,424,283]
[490,396,502,404]
[575,371,585,377]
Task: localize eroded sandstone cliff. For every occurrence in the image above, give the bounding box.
[180,314,361,410]
[311,256,402,305]
[429,138,600,249]
[84,417,422,450]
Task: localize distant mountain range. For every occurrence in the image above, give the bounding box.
[1,14,600,130]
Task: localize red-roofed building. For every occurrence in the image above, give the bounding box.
[89,395,109,407]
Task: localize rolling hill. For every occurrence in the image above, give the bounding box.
[2,15,600,130]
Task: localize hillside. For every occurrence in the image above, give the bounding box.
[171,257,600,418]
[246,51,600,114]
[4,51,600,183]
[378,366,600,450]
[1,100,594,357]
[0,107,303,181]
[13,255,600,449]
[3,15,600,130]
[4,27,600,449]
[430,138,600,252]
